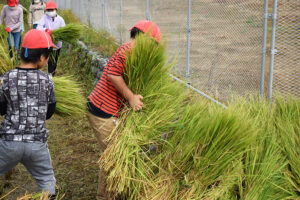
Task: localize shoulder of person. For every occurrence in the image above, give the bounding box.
[17,6,23,12]
[56,15,64,21]
[2,5,9,10]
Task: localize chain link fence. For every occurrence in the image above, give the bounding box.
[53,0,299,102]
[273,0,299,99]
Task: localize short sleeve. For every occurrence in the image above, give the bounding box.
[48,76,56,104]
[107,44,130,76]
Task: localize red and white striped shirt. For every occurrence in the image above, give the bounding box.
[88,42,132,117]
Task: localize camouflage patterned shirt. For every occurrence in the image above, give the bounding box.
[0,68,56,142]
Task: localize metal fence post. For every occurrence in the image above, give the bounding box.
[102,0,105,28]
[260,0,269,98]
[186,0,191,85]
[268,0,278,100]
[88,0,91,25]
[78,0,81,19]
[120,0,123,44]
[146,0,151,20]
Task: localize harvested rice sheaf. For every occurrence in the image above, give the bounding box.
[51,23,84,43]
[0,35,14,75]
[53,75,86,117]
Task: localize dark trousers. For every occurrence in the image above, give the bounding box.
[48,49,61,75]
[7,32,21,58]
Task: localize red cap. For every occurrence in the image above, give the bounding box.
[7,0,18,7]
[22,29,58,49]
[130,20,161,43]
[46,1,57,10]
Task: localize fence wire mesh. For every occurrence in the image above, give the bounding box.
[273,0,299,99]
[54,0,299,102]
[188,0,264,101]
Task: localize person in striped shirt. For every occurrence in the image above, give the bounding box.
[87,20,161,200]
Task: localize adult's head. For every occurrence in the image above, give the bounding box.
[21,29,57,67]
[45,1,57,17]
[130,20,161,43]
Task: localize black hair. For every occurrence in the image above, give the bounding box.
[130,27,143,39]
[20,47,53,64]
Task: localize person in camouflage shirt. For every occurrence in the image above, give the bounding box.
[0,29,57,199]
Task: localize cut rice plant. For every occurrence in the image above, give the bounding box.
[100,34,187,199]
[0,36,14,75]
[53,75,86,117]
[274,96,300,197]
[51,23,84,43]
[163,99,257,199]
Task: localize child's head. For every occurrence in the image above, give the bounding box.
[45,1,57,17]
[130,20,161,43]
[21,29,57,69]
[7,0,19,8]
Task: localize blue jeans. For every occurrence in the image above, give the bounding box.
[7,32,21,58]
[33,24,38,29]
[0,140,56,195]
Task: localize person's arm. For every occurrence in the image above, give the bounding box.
[10,8,23,31]
[0,97,7,116]
[46,75,56,120]
[46,102,56,119]
[0,77,7,116]
[108,74,143,111]
[28,5,33,28]
[61,17,66,27]
[0,7,6,25]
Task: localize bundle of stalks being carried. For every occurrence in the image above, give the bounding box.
[53,75,86,117]
[100,34,187,199]
[51,23,84,43]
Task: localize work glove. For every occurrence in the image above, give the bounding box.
[5,27,11,33]
[45,28,52,35]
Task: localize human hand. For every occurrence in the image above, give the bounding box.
[45,28,52,35]
[129,94,144,111]
[5,27,11,33]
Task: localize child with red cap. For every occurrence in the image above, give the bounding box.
[0,0,23,59]
[87,20,161,200]
[0,29,57,199]
[37,0,65,76]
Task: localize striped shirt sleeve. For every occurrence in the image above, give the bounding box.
[107,43,131,76]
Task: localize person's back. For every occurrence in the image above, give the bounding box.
[28,0,46,29]
[0,68,54,142]
[0,29,58,199]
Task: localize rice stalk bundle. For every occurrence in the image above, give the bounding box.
[274,96,300,197]
[51,23,84,43]
[160,100,258,199]
[229,97,296,200]
[53,75,86,117]
[0,36,13,75]
[100,34,187,199]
